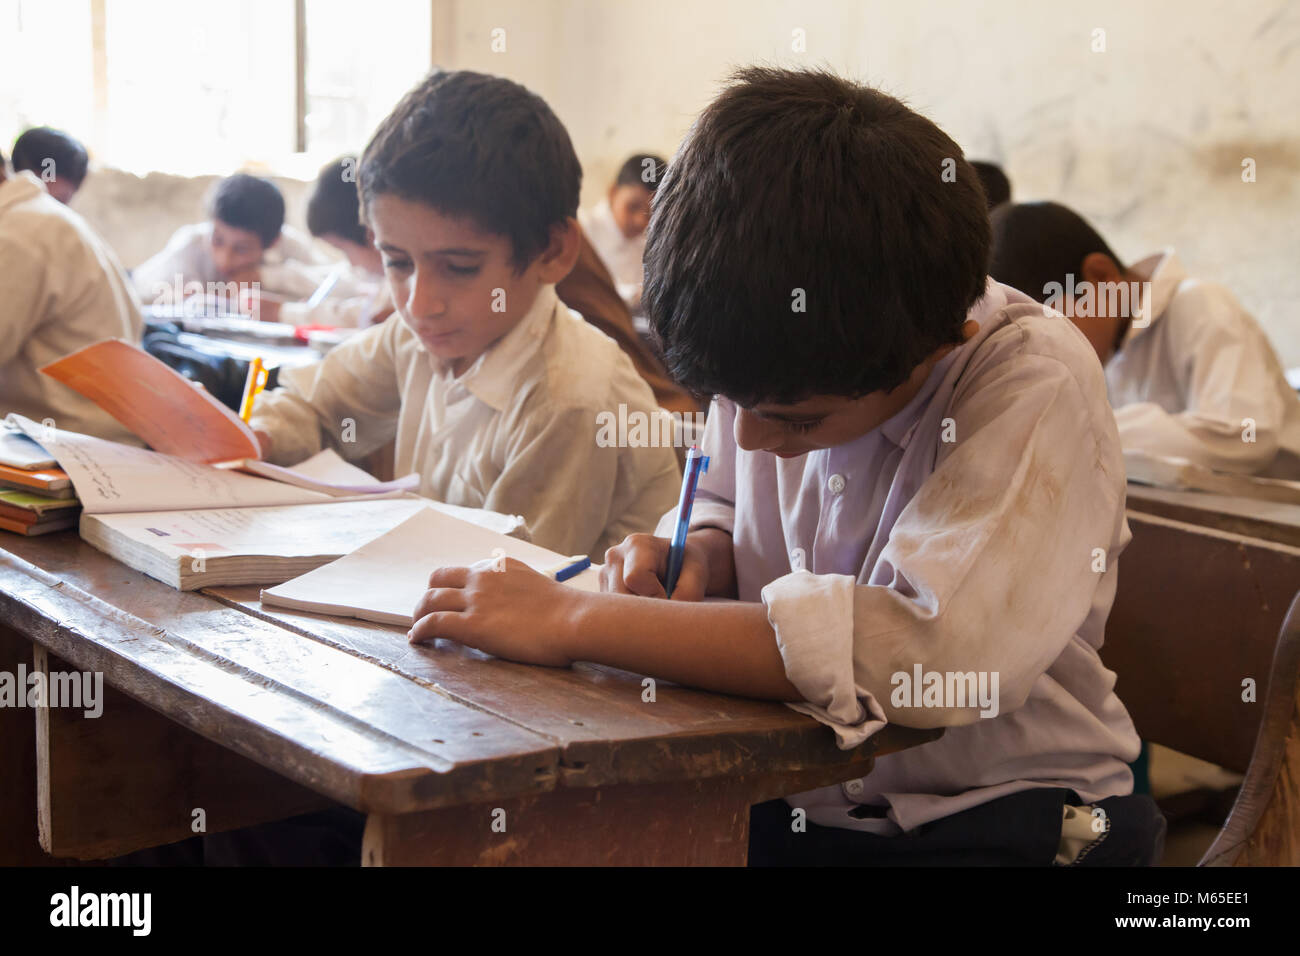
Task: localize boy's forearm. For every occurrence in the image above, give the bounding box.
[564,592,801,701]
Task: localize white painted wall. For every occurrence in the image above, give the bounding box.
[69,0,1299,361]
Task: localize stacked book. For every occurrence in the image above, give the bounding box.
[0,428,81,535]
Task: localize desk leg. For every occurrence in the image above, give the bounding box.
[0,625,50,865]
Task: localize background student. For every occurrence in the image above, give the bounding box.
[131,172,343,308]
[10,126,90,205]
[990,200,1300,478]
[0,148,144,443]
[578,153,666,310]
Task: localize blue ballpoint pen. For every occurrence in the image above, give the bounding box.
[664,445,710,598]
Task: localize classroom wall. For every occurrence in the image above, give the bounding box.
[70,0,1299,363]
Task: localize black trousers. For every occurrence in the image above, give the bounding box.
[748,787,1167,867]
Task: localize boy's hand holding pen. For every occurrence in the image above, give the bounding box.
[601,446,737,601]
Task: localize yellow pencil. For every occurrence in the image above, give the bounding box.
[239,357,267,424]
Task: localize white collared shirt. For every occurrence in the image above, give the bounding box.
[659,280,1141,833]
[1106,250,1300,478]
[0,172,144,444]
[578,198,645,308]
[252,284,681,559]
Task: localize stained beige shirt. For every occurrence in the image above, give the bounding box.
[658,280,1140,833]
[0,172,144,444]
[251,284,681,559]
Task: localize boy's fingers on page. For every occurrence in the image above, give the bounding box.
[427,565,470,588]
[412,586,468,623]
[408,611,466,646]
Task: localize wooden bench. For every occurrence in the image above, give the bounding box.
[1103,510,1300,866]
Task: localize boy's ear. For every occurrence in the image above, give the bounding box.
[533,217,582,284]
[1081,251,1121,284]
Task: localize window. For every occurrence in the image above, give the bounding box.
[0,0,431,176]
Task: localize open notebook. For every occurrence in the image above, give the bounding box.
[262,506,600,627]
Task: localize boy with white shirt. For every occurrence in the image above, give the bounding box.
[990,201,1300,478]
[411,68,1164,866]
[132,173,352,315]
[0,150,144,444]
[249,71,680,562]
[578,153,666,310]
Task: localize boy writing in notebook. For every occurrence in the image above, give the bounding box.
[990,201,1300,478]
[131,173,347,311]
[411,68,1163,865]
[249,71,681,561]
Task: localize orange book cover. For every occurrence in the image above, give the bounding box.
[40,339,261,465]
[0,462,72,493]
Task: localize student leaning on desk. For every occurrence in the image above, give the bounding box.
[407,67,1166,867]
[247,70,680,562]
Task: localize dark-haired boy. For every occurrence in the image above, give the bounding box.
[579,153,667,310]
[11,127,89,205]
[280,156,390,328]
[249,72,680,560]
[132,172,332,310]
[413,68,1162,866]
[292,156,697,416]
[990,201,1300,478]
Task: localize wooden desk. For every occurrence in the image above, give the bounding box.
[0,533,937,866]
[1126,483,1300,549]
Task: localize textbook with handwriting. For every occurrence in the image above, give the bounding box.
[2,416,523,590]
[39,339,418,495]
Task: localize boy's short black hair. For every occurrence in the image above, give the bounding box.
[970,161,1011,209]
[988,201,1124,304]
[209,174,285,248]
[615,153,667,191]
[307,157,367,245]
[359,70,581,272]
[645,67,991,407]
[12,127,89,185]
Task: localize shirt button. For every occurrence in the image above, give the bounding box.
[828,473,846,495]
[843,779,864,797]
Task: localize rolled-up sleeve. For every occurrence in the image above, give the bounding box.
[761,351,1125,746]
